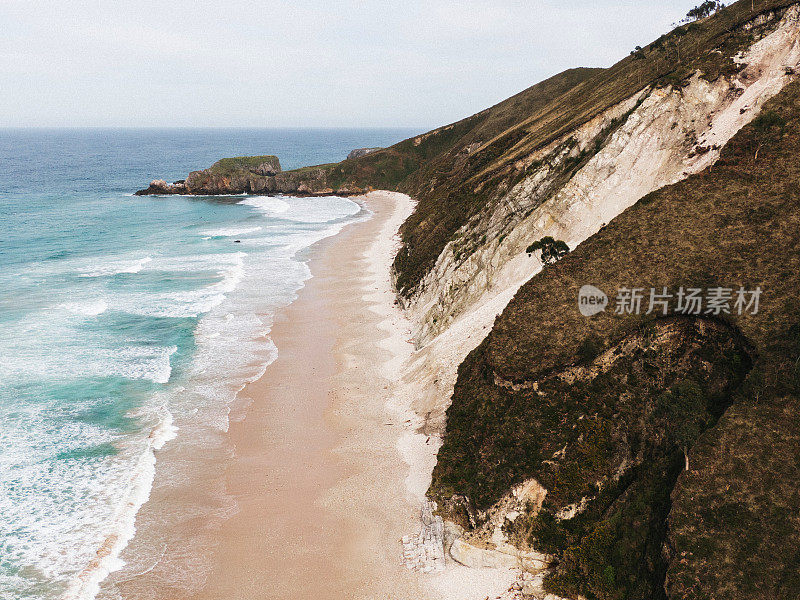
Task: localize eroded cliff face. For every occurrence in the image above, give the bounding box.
[420,59,800,590]
[403,4,800,347]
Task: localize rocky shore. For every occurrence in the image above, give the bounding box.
[135,154,368,197]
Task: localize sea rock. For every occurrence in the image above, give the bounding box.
[134,179,187,195]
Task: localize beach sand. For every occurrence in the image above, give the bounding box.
[108,190,514,600]
[111,191,424,600]
[192,190,426,600]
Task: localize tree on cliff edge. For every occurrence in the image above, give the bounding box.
[526,237,570,266]
[686,1,724,21]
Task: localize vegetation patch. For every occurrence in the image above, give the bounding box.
[208,155,280,175]
[525,236,570,265]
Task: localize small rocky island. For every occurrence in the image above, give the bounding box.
[135,149,381,197]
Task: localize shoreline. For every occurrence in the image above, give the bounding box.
[107,191,426,599]
[77,194,367,600]
[100,189,515,600]
[194,189,425,600]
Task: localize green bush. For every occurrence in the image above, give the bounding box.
[526,236,570,265]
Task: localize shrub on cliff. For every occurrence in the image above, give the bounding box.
[686,1,724,21]
[526,237,570,265]
[656,379,708,471]
[751,109,787,160]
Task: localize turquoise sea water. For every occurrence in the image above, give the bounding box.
[0,128,417,599]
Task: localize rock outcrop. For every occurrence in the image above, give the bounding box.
[401,500,446,573]
[136,179,189,195]
[347,147,382,160]
[135,155,368,197]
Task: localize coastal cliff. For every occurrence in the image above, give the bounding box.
[412,4,800,599]
[137,1,800,598]
[431,77,800,598]
[392,3,800,599]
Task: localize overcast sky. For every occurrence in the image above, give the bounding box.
[1,0,705,128]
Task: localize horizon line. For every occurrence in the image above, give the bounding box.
[0,125,430,131]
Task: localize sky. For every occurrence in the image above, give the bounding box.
[0,0,707,128]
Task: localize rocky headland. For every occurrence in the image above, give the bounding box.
[135,154,369,197]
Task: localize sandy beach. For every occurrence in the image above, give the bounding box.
[106,190,427,600]
[192,190,426,600]
[105,190,514,600]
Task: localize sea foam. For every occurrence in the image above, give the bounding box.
[200,226,263,237]
[80,257,152,278]
[242,195,361,223]
[60,405,177,600]
[59,299,109,317]
[106,346,178,385]
[240,196,290,214]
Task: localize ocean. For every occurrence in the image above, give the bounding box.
[0,128,418,600]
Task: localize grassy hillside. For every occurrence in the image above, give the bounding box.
[289,0,797,296]
[430,79,800,600]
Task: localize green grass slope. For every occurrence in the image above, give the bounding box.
[206,155,280,175]
[430,79,800,600]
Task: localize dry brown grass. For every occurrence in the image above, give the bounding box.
[431,80,800,600]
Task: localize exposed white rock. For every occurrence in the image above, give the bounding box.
[450,538,549,573]
[401,500,446,574]
[555,496,593,521]
[405,4,800,346]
